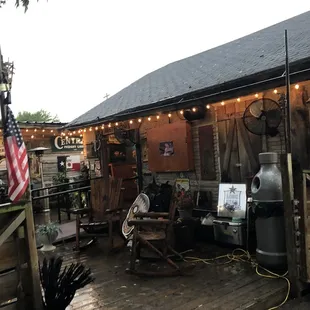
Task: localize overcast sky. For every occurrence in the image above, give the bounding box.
[0,0,309,122]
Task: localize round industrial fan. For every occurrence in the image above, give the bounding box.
[243,98,282,136]
[114,128,136,147]
[122,193,150,238]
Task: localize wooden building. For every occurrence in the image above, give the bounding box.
[64,12,310,294]
[0,122,84,186]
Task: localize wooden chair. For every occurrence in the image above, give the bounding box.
[71,177,125,251]
[126,193,191,276]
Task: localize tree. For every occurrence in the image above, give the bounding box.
[16,109,60,122]
[0,0,41,11]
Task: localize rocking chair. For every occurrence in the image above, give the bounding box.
[125,188,192,276]
[71,177,125,251]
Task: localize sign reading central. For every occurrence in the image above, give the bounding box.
[51,136,83,152]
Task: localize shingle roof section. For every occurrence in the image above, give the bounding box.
[68,11,310,127]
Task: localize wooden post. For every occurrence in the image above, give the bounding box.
[135,129,143,193]
[280,153,301,297]
[100,134,110,208]
[24,203,43,309]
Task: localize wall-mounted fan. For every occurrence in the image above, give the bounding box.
[114,128,137,146]
[242,98,282,137]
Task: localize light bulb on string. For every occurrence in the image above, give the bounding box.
[95,126,98,131]
[138,118,142,123]
[168,113,172,118]
[73,131,75,134]
[84,129,86,132]
[255,94,259,98]
[31,135,34,139]
[273,89,278,94]
[42,129,45,132]
[115,122,119,126]
[237,98,240,102]
[206,104,210,109]
[156,115,160,120]
[51,130,54,133]
[69,133,72,136]
[180,110,183,115]
[26,129,29,132]
[129,120,133,124]
[34,129,37,132]
[295,84,300,90]
[192,107,196,112]
[148,117,151,121]
[221,101,225,106]
[108,123,111,128]
[89,127,92,131]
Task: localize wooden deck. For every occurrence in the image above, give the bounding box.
[38,239,289,310]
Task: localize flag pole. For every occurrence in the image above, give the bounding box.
[0,47,7,132]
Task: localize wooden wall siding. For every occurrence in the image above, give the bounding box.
[151,113,220,209]
[198,125,216,180]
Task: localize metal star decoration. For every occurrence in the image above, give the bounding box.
[229,185,237,193]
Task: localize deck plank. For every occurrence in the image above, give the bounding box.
[38,242,288,310]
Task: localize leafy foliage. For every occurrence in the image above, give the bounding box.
[36,222,62,244]
[16,109,60,122]
[40,256,94,310]
[174,189,194,210]
[0,0,41,11]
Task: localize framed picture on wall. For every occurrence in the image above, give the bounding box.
[159,141,174,156]
[217,183,247,219]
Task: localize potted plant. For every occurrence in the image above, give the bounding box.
[175,189,194,219]
[36,222,62,251]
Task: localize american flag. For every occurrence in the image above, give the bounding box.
[3,103,30,202]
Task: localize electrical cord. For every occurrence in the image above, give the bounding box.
[182,248,290,310]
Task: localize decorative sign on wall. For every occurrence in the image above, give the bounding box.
[217,183,247,219]
[51,136,83,152]
[159,141,174,156]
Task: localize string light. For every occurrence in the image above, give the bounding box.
[80,134,83,137]
[31,135,34,139]
[34,129,37,132]
[69,133,72,136]
[51,130,53,133]
[63,85,304,132]
[26,129,29,132]
[42,129,45,132]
